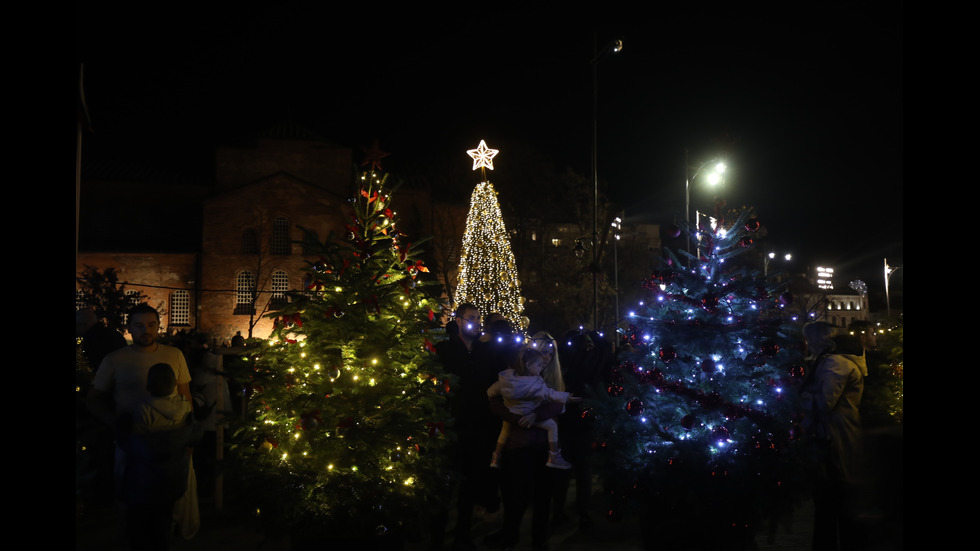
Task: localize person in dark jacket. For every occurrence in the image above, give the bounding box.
[434,304,501,551]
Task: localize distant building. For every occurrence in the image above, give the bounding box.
[787,266,869,327]
[76,124,445,345]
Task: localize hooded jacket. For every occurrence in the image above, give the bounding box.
[803,351,867,481]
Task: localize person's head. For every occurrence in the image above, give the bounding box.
[517,348,547,377]
[486,314,514,340]
[802,322,837,357]
[484,312,505,330]
[455,303,481,340]
[849,320,878,351]
[76,308,98,336]
[146,363,176,398]
[128,303,161,349]
[526,331,563,391]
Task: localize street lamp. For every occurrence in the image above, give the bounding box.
[611,215,622,331]
[884,258,902,318]
[590,34,622,330]
[685,154,727,262]
[764,251,792,277]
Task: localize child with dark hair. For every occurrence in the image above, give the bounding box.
[119,363,201,550]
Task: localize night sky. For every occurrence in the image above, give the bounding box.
[77,4,903,306]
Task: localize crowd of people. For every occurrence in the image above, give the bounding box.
[77,302,884,551]
[429,305,885,551]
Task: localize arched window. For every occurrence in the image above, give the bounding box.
[170,290,190,326]
[271,217,290,255]
[270,269,289,309]
[235,271,256,315]
[122,290,142,326]
[242,228,259,254]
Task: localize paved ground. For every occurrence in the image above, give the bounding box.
[76,477,823,551]
[77,426,903,550]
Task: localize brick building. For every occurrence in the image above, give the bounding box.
[77,125,453,345]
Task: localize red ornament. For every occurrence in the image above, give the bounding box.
[607,384,625,397]
[700,358,717,373]
[681,414,696,429]
[745,219,760,232]
[659,346,678,363]
[701,293,719,312]
[626,398,644,417]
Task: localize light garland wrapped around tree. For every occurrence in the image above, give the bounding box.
[228,163,454,543]
[453,140,527,329]
[592,210,810,548]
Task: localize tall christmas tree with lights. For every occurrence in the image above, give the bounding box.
[454,139,526,329]
[228,153,453,542]
[592,210,808,549]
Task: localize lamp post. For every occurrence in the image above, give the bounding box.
[684,154,727,262]
[884,258,902,318]
[590,35,622,330]
[764,251,792,277]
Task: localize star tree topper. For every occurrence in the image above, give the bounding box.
[361,139,390,172]
[466,139,499,171]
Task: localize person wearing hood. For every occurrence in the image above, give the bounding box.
[801,320,877,551]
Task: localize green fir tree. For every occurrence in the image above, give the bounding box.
[228,167,453,541]
[592,210,809,549]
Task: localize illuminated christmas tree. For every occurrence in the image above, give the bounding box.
[228,161,453,542]
[592,210,809,548]
[453,140,526,329]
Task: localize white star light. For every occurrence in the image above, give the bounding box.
[466,140,499,171]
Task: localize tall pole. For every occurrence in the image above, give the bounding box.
[884,258,890,317]
[592,34,599,331]
[591,34,622,331]
[611,215,622,334]
[884,258,902,318]
[685,149,692,265]
[685,158,726,264]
